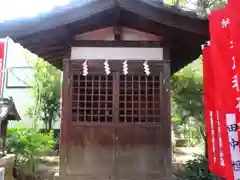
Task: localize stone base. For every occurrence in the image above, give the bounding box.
[54,173,176,180]
[172,162,185,173]
[53,173,63,180]
[0,154,16,180]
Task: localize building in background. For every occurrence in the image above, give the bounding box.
[1,37,60,129]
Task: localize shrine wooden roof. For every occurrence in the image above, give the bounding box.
[0,0,209,73]
[0,97,21,121]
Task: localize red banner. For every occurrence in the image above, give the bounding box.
[209,7,240,180]
[0,41,5,98]
[228,0,240,90]
[202,44,218,173]
[228,1,240,170]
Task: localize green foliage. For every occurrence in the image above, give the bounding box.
[175,139,189,147]
[24,52,61,131]
[171,0,227,149]
[6,127,54,173]
[176,155,221,180]
[6,128,25,154]
[195,0,227,17]
[172,58,205,146]
[164,0,184,6]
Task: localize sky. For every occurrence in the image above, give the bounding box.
[0,0,71,21]
[0,0,196,22]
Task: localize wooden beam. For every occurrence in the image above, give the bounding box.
[19,38,60,47]
[41,52,65,60]
[113,26,122,41]
[69,6,119,37]
[48,59,62,67]
[118,0,209,36]
[70,60,165,75]
[71,40,164,47]
[119,9,171,37]
[30,46,66,55]
[16,26,70,42]
[17,28,71,54]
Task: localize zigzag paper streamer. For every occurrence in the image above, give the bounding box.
[143,60,150,76]
[123,60,128,75]
[104,60,111,75]
[82,60,88,76]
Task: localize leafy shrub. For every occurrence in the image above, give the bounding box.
[39,129,60,152]
[175,155,221,180]
[6,128,54,173]
[6,128,25,154]
[175,139,189,147]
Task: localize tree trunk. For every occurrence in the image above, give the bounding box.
[204,135,208,158]
[198,126,205,141]
[45,122,48,132]
[48,120,52,132]
[175,0,180,7]
[198,126,208,158]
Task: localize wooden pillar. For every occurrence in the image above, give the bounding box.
[162,43,172,177]
[59,57,71,177]
[1,119,7,155]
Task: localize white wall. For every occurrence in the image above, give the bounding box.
[71,47,163,60]
[3,38,61,129]
[4,38,33,128]
[72,27,163,61]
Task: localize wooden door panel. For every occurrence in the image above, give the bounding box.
[67,72,115,176]
[71,73,114,123]
[66,126,115,176]
[118,75,162,123]
[115,127,165,179]
[115,73,166,179]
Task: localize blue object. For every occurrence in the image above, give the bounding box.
[159,0,164,4]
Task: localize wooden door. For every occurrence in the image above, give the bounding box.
[114,74,167,179]
[65,62,171,179]
[66,72,116,178]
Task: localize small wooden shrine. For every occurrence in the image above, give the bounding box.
[0,1,209,180]
[0,97,21,154]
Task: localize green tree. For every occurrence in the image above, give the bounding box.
[172,58,204,139]
[195,0,226,17]
[163,0,186,7]
[25,54,61,131]
[171,0,227,154]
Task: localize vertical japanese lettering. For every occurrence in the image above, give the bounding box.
[221,17,230,28]
[210,111,216,162]
[217,111,225,166]
[233,56,236,70]
[230,40,234,49]
[233,75,239,92]
[236,97,240,112]
[232,160,240,171]
[226,113,240,178]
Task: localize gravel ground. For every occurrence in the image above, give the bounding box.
[38,146,204,174]
[173,146,204,163]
